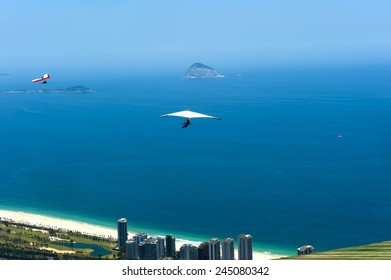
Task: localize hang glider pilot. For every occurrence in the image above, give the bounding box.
[182,118,191,128]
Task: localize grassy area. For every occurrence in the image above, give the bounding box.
[0,221,118,260]
[281,241,391,260]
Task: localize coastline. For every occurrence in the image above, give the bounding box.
[0,209,287,260]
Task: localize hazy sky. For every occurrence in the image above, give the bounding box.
[1,0,390,76]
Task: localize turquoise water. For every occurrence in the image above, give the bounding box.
[1,66,390,256]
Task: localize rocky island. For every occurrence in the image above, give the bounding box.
[184,62,224,79]
[3,85,95,94]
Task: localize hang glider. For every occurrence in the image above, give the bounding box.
[159,110,221,128]
[32,74,50,84]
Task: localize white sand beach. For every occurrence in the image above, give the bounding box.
[0,209,286,260]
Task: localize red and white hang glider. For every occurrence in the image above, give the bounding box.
[32,74,50,84]
[159,110,221,128]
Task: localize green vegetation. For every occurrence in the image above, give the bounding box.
[281,241,391,260]
[0,220,118,260]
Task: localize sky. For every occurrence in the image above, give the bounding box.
[1,0,390,76]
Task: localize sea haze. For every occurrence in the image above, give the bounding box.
[0,66,390,255]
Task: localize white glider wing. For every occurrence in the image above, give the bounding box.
[159,110,221,120]
[32,73,51,83]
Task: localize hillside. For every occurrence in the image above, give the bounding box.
[281,241,391,260]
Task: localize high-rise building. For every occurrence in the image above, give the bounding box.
[238,234,253,260]
[165,234,176,258]
[133,232,148,246]
[117,218,128,249]
[198,242,209,260]
[156,236,165,259]
[222,238,235,260]
[139,237,165,260]
[208,238,221,260]
[179,244,199,260]
[125,239,138,259]
[132,232,148,258]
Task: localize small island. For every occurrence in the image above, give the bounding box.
[184,62,224,79]
[3,85,95,94]
[0,73,11,78]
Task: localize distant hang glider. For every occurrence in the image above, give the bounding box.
[159,110,221,128]
[32,73,50,84]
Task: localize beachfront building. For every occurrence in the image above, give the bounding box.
[198,242,209,260]
[297,245,314,255]
[238,234,253,260]
[132,232,147,257]
[222,237,235,260]
[139,237,165,260]
[179,244,199,260]
[132,232,148,246]
[165,234,176,258]
[208,238,221,260]
[125,239,138,259]
[117,218,128,249]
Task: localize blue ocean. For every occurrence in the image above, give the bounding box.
[1,66,390,256]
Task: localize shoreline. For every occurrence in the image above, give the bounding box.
[0,209,287,260]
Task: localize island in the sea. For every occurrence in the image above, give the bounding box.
[184,62,224,79]
[3,85,95,94]
[0,73,11,78]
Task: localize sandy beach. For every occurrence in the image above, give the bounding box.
[0,209,286,260]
